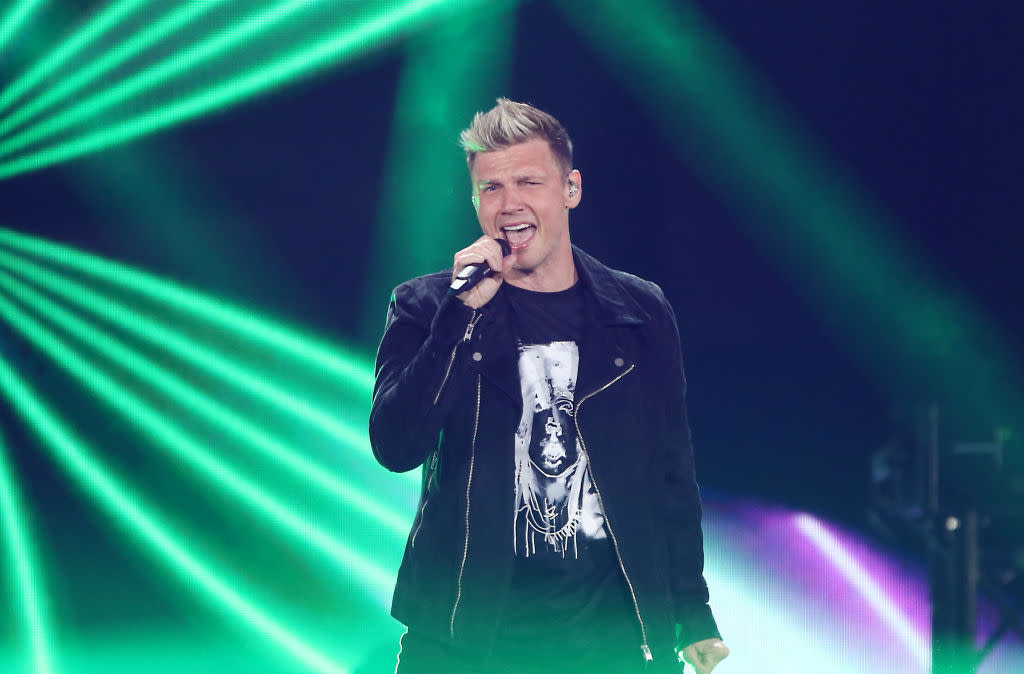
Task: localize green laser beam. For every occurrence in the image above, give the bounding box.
[0,227,375,391]
[10,628,407,674]
[0,228,416,496]
[0,355,350,674]
[0,248,415,498]
[0,0,154,116]
[0,0,323,160]
[0,269,410,536]
[0,0,486,179]
[0,431,54,674]
[0,0,231,138]
[0,0,47,55]
[0,287,395,598]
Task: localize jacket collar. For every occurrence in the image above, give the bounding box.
[571,245,650,327]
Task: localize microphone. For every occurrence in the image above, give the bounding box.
[449,238,512,295]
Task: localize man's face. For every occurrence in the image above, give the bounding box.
[471,137,581,290]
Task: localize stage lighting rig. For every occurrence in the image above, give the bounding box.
[870,404,1023,674]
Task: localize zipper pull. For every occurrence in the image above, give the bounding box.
[463,311,480,342]
[641,644,653,662]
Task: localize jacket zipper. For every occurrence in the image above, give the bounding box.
[433,310,481,406]
[574,364,653,663]
[449,374,482,637]
[409,450,439,548]
[423,310,480,545]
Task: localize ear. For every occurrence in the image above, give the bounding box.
[471,192,480,213]
[565,169,582,209]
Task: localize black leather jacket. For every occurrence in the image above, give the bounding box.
[369,246,720,667]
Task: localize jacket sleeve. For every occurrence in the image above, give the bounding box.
[368,279,477,473]
[653,286,722,648]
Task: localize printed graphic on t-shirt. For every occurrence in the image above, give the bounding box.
[513,341,607,558]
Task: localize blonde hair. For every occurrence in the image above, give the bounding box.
[459,98,573,174]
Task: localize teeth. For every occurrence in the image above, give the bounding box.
[503,223,533,231]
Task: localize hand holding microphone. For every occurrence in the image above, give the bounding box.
[450,236,512,309]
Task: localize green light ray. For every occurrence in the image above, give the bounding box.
[0,0,231,138]
[0,227,375,392]
[0,0,47,55]
[0,246,411,493]
[0,432,54,674]
[0,247,415,498]
[0,230,416,495]
[562,0,1024,424]
[0,0,323,160]
[0,0,486,179]
[0,0,153,117]
[0,356,350,674]
[0,289,395,600]
[25,627,405,674]
[362,1,516,338]
[0,270,411,537]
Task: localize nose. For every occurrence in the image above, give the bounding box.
[500,184,525,213]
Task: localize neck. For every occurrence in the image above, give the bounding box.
[505,262,578,292]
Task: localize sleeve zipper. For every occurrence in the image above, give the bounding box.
[449,375,482,637]
[409,450,439,548]
[433,310,481,406]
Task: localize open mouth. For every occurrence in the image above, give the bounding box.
[502,223,536,249]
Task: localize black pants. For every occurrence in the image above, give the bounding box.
[395,630,650,674]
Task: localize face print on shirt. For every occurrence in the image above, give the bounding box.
[513,341,607,558]
[531,393,577,473]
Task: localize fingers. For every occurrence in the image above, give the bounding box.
[681,644,700,673]
[697,642,730,674]
[682,640,729,674]
[453,236,504,277]
[452,236,505,309]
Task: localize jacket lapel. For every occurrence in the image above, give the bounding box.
[575,323,634,402]
[572,246,649,399]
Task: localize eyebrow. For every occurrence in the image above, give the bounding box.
[476,174,544,188]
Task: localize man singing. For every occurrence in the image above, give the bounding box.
[369,99,729,674]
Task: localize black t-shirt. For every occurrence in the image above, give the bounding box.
[491,282,641,670]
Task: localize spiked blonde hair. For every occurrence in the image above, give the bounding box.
[459,98,573,174]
